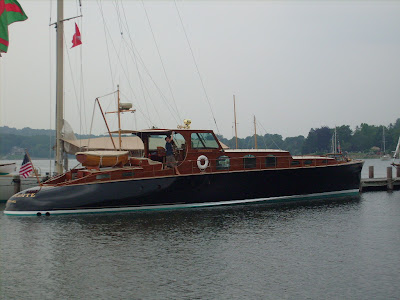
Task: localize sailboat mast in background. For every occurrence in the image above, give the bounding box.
[55,0,65,174]
[254,115,258,149]
[233,95,238,149]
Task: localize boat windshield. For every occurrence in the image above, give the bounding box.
[148,135,166,151]
[191,132,219,149]
[148,134,186,151]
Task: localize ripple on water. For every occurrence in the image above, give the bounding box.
[1,193,399,299]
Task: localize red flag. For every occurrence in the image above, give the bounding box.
[71,22,82,48]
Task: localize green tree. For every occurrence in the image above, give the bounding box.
[302,127,332,154]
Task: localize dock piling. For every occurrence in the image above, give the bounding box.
[387,167,393,190]
[12,175,21,195]
[369,166,374,178]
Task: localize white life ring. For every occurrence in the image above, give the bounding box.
[197,155,209,171]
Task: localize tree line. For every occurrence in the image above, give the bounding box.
[217,118,400,156]
[0,126,97,158]
[1,119,400,158]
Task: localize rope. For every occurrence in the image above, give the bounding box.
[123,38,181,126]
[109,1,181,126]
[97,2,156,128]
[257,120,282,150]
[88,100,97,150]
[97,0,115,89]
[97,90,118,99]
[75,2,86,137]
[63,31,83,134]
[118,1,177,127]
[141,0,182,122]
[120,91,161,128]
[173,0,220,134]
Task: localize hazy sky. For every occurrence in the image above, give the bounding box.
[1,0,400,139]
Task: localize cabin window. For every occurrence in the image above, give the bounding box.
[322,159,328,164]
[148,134,186,151]
[265,155,276,167]
[291,160,300,166]
[191,132,219,149]
[216,156,230,170]
[304,160,313,165]
[122,171,134,177]
[244,154,256,169]
[148,133,186,163]
[96,174,110,180]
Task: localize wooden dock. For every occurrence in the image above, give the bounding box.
[361,178,400,192]
[360,166,400,192]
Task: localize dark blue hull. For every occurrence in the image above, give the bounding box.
[4,161,363,215]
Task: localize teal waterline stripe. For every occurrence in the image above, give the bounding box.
[3,190,360,216]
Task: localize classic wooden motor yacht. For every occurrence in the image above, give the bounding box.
[4,128,363,216]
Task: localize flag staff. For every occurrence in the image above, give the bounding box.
[25,149,42,186]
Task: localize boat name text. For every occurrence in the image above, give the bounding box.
[14,193,36,198]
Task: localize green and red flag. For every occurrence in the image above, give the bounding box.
[0,0,28,53]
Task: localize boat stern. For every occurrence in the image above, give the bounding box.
[4,186,56,216]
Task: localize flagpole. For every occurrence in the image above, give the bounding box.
[25,149,42,186]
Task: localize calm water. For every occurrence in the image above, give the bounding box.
[1,160,399,299]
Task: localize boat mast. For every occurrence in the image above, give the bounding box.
[117,85,122,150]
[334,127,337,154]
[383,126,386,154]
[254,115,258,149]
[233,95,238,149]
[55,0,64,174]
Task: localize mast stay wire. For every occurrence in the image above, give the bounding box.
[119,66,166,129]
[97,0,124,133]
[73,0,86,137]
[141,0,182,122]
[88,100,98,149]
[118,1,152,126]
[111,1,181,126]
[120,91,164,128]
[97,1,138,115]
[95,88,157,131]
[122,37,181,126]
[63,31,87,136]
[173,0,220,134]
[98,0,174,128]
[96,0,181,128]
[256,119,282,150]
[97,0,116,90]
[118,0,167,129]
[113,1,152,122]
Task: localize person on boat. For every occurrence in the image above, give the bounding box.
[165,134,181,175]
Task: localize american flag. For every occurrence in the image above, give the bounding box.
[19,154,33,178]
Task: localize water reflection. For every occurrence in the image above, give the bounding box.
[1,195,375,299]
[1,195,362,233]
